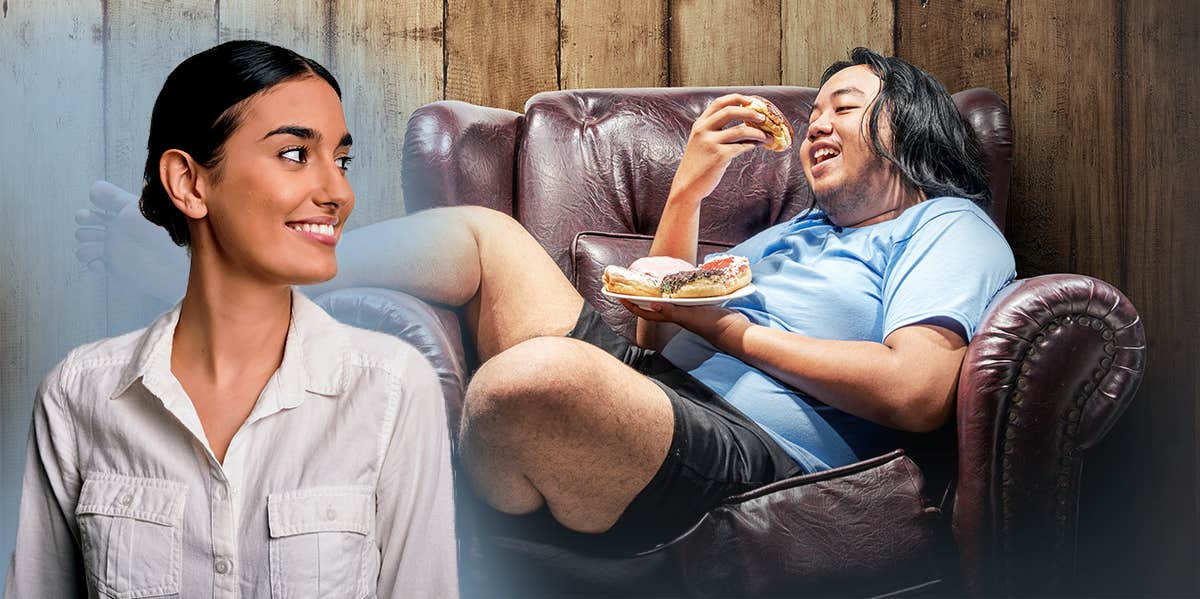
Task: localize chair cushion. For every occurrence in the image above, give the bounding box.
[463,450,942,597]
[572,231,734,341]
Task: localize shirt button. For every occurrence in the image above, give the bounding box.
[214,558,232,574]
[214,486,228,501]
[325,508,338,521]
[118,492,134,506]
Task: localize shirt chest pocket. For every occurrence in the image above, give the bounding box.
[75,473,186,599]
[267,486,376,599]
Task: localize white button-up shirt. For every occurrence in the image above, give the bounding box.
[5,290,458,598]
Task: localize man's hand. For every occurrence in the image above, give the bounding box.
[620,300,750,348]
[668,94,770,204]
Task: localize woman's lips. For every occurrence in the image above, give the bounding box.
[286,224,338,246]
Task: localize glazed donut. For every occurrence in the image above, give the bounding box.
[661,255,752,298]
[602,265,662,297]
[744,96,794,152]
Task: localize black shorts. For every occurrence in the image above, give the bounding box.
[565,303,804,554]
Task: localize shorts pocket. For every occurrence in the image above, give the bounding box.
[75,473,186,599]
[267,485,375,599]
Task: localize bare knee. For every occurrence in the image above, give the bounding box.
[461,337,586,436]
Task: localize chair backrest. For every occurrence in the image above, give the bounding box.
[403,86,1013,339]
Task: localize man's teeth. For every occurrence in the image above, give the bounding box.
[814,147,840,163]
[289,223,335,236]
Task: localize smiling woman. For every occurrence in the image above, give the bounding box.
[5,41,458,598]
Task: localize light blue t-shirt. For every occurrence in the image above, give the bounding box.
[660,197,1016,473]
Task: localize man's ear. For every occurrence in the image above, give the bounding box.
[159,149,209,219]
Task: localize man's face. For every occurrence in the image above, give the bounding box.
[799,65,899,227]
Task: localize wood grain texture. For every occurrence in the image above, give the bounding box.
[0,0,108,585]
[1007,1,1122,282]
[670,0,781,87]
[782,0,894,86]
[1076,0,1200,595]
[896,0,1008,98]
[218,0,329,63]
[104,0,216,335]
[331,0,443,225]
[446,0,557,112]
[560,0,668,89]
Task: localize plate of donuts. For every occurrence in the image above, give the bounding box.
[602,283,758,308]
[600,254,756,308]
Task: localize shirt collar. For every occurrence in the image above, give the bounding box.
[111,288,347,405]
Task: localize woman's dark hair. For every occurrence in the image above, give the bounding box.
[140,40,341,246]
[820,47,991,210]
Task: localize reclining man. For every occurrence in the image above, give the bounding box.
[366,47,1014,551]
[79,48,1015,552]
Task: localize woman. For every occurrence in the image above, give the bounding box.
[6,41,457,597]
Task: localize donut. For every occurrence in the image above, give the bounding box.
[628,256,695,279]
[602,265,662,297]
[661,255,751,298]
[744,96,794,152]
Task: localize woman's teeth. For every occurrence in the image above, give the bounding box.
[289,223,335,236]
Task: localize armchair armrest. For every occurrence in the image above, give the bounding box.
[953,274,1146,595]
[402,100,523,216]
[313,288,469,439]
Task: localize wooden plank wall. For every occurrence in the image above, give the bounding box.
[2,0,1197,594]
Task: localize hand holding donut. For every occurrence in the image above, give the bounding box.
[667,94,793,205]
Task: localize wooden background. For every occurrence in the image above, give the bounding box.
[1,0,1196,594]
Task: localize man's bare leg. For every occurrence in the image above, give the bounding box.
[459,336,674,533]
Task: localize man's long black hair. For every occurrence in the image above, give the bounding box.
[821,47,991,210]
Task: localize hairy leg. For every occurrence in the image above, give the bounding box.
[78,183,580,360]
[459,336,674,533]
[307,206,583,362]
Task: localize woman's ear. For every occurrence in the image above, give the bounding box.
[159,149,209,219]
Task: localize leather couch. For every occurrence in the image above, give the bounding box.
[314,86,1146,596]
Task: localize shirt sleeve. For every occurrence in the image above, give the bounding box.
[374,348,459,599]
[882,210,1016,341]
[4,365,87,598]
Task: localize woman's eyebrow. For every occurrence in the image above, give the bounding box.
[263,125,318,141]
[262,126,352,148]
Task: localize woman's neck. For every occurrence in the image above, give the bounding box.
[172,256,292,387]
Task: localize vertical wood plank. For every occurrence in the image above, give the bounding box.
[1077,0,1200,595]
[331,0,444,225]
[445,0,557,112]
[217,0,328,64]
[782,0,894,86]
[895,0,1008,99]
[670,0,781,87]
[0,0,107,584]
[560,0,667,89]
[1007,1,1122,281]
[105,0,217,335]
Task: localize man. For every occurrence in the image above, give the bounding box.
[76,48,1015,553]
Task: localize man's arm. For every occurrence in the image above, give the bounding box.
[638,94,768,349]
[624,302,965,432]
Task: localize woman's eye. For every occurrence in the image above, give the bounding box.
[336,156,354,171]
[280,148,306,163]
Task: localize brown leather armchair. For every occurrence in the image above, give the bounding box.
[316,87,1145,596]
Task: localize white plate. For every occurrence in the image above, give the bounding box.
[601,284,757,308]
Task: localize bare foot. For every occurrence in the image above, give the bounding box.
[75,181,189,304]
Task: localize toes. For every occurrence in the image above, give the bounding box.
[90,180,135,212]
[75,227,106,242]
[82,259,107,274]
[75,208,108,226]
[75,243,105,265]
